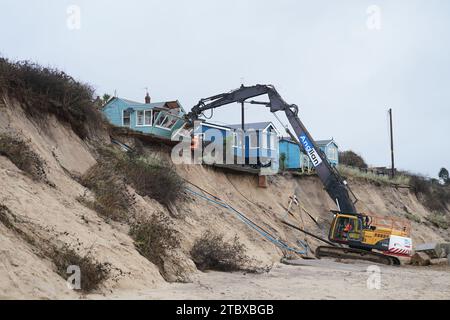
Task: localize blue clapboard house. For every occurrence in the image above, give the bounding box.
[102,93,186,139]
[194,121,279,171]
[279,137,339,171]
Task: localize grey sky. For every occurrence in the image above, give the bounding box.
[1,0,449,177]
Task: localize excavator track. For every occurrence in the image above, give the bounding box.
[315,246,401,266]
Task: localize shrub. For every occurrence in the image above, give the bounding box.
[80,145,184,221]
[410,175,430,195]
[0,57,104,139]
[426,213,449,230]
[190,231,252,272]
[404,212,421,223]
[410,174,450,212]
[337,165,410,186]
[122,154,184,206]
[279,153,286,171]
[129,212,180,280]
[0,204,15,230]
[0,133,47,181]
[339,150,368,169]
[80,160,134,222]
[50,244,110,293]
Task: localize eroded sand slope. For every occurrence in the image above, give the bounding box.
[1,97,448,299]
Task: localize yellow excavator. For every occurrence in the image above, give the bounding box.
[186,84,412,265]
[316,211,412,265]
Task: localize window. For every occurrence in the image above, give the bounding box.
[153,110,161,124]
[328,146,338,161]
[145,111,152,126]
[136,110,152,126]
[123,110,131,127]
[261,132,268,149]
[261,129,277,150]
[155,112,178,130]
[247,130,258,149]
[269,132,277,150]
[233,131,251,149]
[233,132,242,148]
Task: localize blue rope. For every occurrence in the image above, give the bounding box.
[185,187,307,255]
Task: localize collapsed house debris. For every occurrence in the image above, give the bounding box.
[411,242,450,266]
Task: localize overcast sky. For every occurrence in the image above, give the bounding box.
[1,0,449,177]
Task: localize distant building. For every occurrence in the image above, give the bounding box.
[279,138,339,171]
[315,139,339,166]
[102,94,185,139]
[279,138,301,170]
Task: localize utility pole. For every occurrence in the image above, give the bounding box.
[241,81,245,165]
[241,101,245,131]
[240,100,245,165]
[388,108,395,178]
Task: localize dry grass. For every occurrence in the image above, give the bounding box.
[404,212,422,223]
[190,231,254,272]
[426,212,449,230]
[0,57,105,139]
[0,133,47,182]
[410,175,450,212]
[50,244,111,293]
[80,145,184,221]
[80,156,134,222]
[129,212,180,281]
[123,154,184,206]
[337,165,410,186]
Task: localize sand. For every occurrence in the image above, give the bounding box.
[89,259,450,300]
[1,96,449,300]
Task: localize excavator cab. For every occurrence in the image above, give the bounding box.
[329,213,364,244]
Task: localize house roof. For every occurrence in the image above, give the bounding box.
[119,98,143,105]
[281,137,339,148]
[315,139,338,148]
[227,122,277,132]
[103,97,185,113]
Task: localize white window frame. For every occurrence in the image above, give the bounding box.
[262,125,279,151]
[328,146,338,161]
[136,109,153,127]
[232,130,246,150]
[155,113,177,131]
[247,130,259,149]
[232,132,243,148]
[261,132,268,149]
[122,110,131,127]
[269,132,277,150]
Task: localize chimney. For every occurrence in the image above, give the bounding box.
[145,92,151,104]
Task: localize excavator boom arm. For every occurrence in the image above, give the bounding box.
[187,84,357,214]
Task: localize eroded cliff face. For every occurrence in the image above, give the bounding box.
[1,96,448,299]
